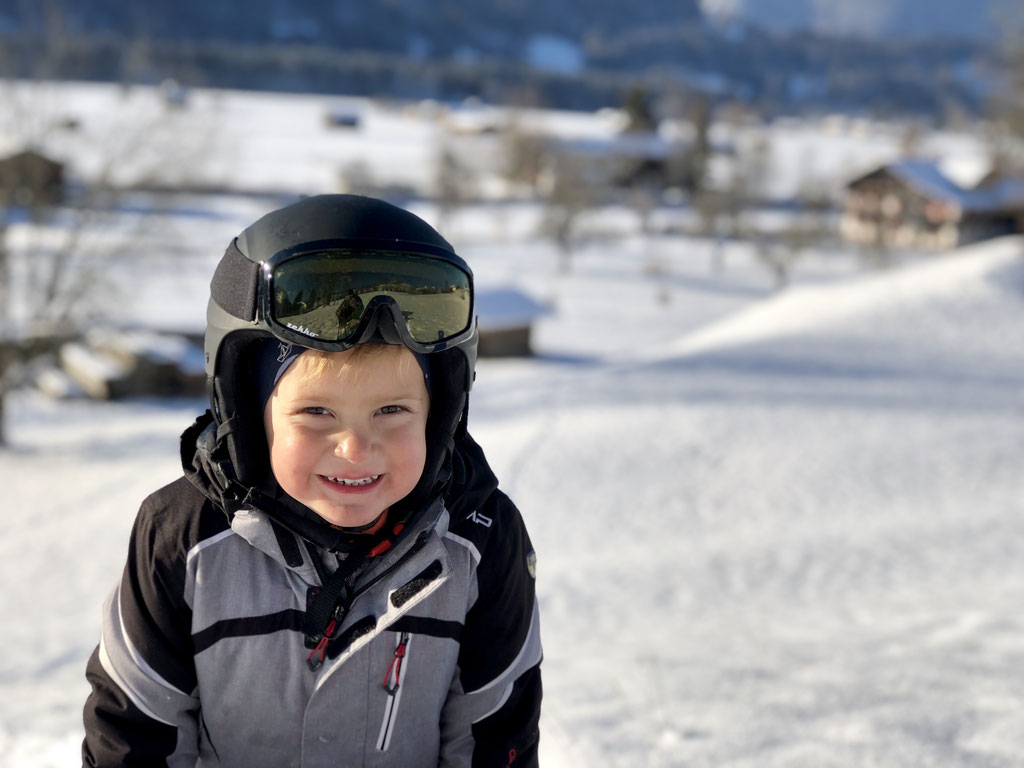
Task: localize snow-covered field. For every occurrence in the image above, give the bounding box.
[1,83,1023,766]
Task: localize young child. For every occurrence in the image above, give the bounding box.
[82,194,542,767]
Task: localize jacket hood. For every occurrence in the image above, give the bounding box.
[442,430,499,523]
[180,410,235,512]
[180,410,499,550]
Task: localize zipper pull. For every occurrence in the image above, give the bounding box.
[382,634,408,694]
[306,616,338,672]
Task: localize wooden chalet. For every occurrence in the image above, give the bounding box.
[840,160,1024,251]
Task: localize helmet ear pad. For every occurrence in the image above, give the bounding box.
[210,331,277,492]
[400,346,471,511]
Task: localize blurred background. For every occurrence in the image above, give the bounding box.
[1,2,1023,765]
[0,0,1021,415]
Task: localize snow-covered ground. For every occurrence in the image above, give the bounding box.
[1,82,1023,766]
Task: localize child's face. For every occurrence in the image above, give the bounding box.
[263,345,429,529]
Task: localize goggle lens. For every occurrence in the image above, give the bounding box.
[270,250,472,344]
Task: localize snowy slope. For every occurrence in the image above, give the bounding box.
[1,82,1023,766]
[669,235,1023,370]
[4,233,1020,766]
[471,237,1024,765]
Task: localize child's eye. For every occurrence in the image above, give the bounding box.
[302,406,330,416]
[378,405,406,415]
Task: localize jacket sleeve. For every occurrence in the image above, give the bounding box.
[440,491,543,767]
[83,487,205,767]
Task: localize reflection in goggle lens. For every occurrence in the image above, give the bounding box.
[271,251,471,343]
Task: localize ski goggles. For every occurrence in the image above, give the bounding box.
[257,245,475,353]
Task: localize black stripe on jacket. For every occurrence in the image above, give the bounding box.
[83,648,180,766]
[453,489,538,693]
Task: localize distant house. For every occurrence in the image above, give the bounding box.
[840,160,1024,251]
[0,149,65,207]
[539,124,732,195]
[543,133,674,189]
[475,287,552,357]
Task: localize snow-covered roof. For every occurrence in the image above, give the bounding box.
[885,160,967,204]
[969,175,1024,212]
[475,287,552,331]
[853,159,1024,213]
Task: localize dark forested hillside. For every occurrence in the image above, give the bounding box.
[0,0,999,120]
[1,0,702,50]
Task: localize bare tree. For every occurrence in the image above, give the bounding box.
[0,81,216,445]
[693,189,728,274]
[621,84,657,134]
[434,134,475,234]
[704,129,772,255]
[987,11,1024,170]
[758,213,829,290]
[667,93,712,199]
[539,154,598,274]
[899,120,926,158]
[753,161,834,290]
[753,236,800,290]
[627,185,657,236]
[499,114,547,194]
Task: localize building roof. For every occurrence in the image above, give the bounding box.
[0,147,64,168]
[851,159,1024,214]
[970,175,1024,213]
[886,160,967,205]
[476,287,552,332]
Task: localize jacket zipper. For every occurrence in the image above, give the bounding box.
[307,529,435,682]
[354,529,431,600]
[376,632,411,751]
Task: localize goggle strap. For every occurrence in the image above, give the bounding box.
[212,239,261,321]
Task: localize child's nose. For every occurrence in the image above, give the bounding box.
[333,429,369,462]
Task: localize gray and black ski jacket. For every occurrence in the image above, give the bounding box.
[82,426,542,767]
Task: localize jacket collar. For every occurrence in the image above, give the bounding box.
[229,498,450,584]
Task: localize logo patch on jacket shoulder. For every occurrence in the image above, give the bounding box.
[526,550,537,579]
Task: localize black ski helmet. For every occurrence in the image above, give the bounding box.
[203,194,478,509]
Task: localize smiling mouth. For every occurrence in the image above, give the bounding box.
[324,474,381,487]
